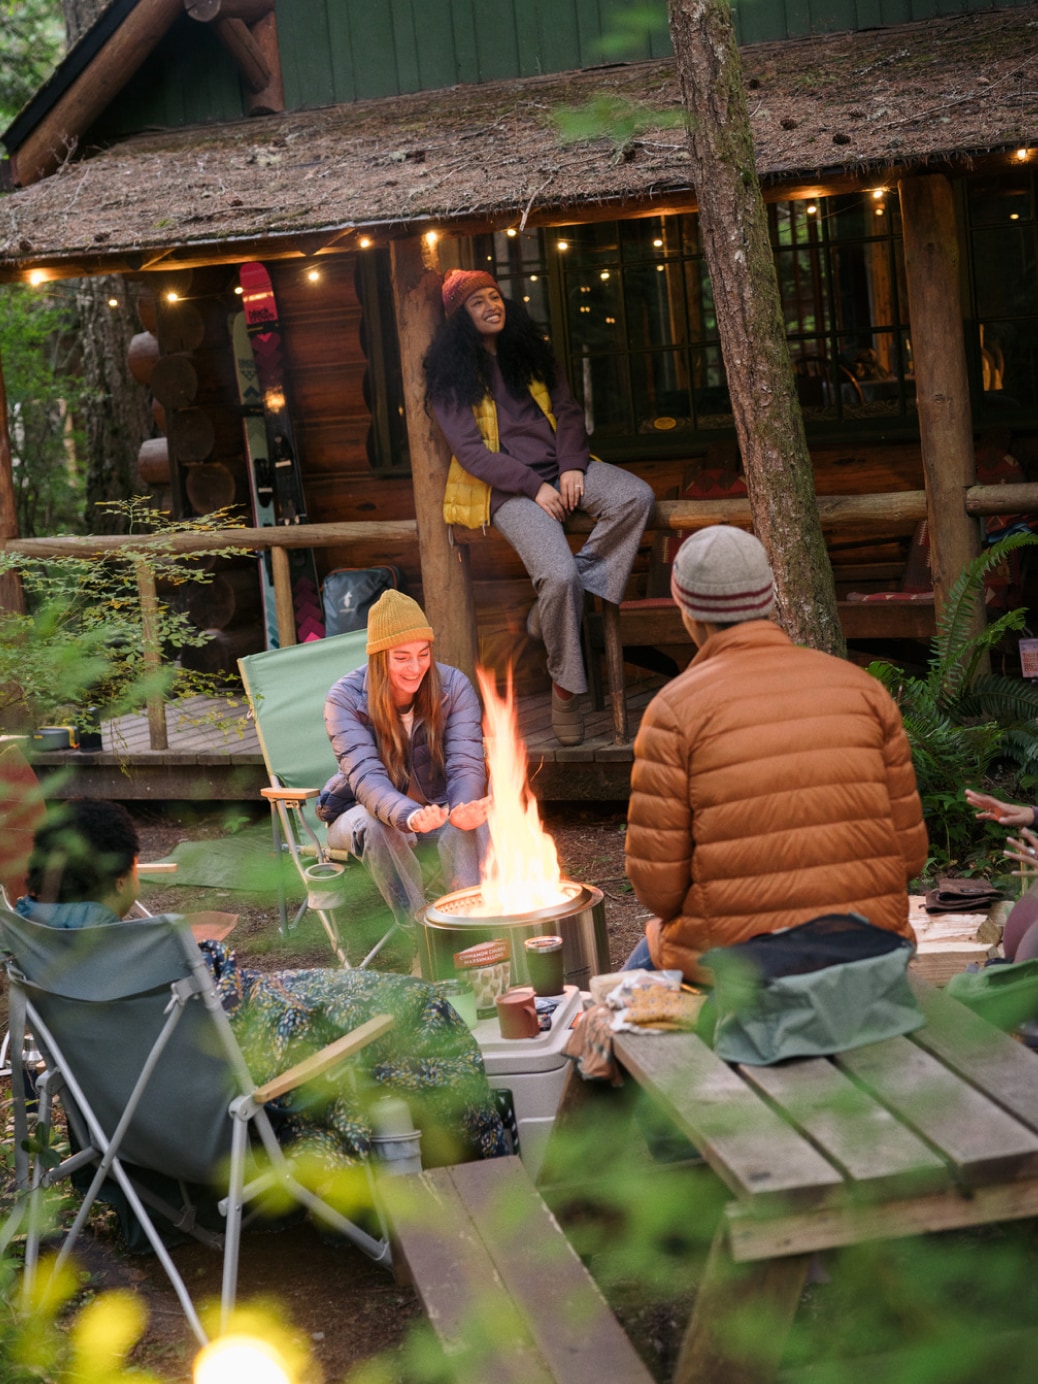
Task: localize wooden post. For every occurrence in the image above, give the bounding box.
[390,237,479,682]
[135,561,169,750]
[0,347,25,614]
[898,173,981,620]
[270,545,296,647]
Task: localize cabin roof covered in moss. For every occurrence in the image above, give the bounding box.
[2,7,1037,277]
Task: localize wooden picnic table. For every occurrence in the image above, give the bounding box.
[540,975,1038,1384]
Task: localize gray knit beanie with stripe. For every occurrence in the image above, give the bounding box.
[670,525,776,624]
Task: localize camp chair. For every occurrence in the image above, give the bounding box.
[239,630,403,968]
[0,906,394,1346]
[0,740,177,1076]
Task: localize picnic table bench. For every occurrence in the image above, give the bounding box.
[539,975,1038,1383]
[383,1154,652,1384]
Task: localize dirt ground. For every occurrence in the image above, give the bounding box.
[10,800,663,1384]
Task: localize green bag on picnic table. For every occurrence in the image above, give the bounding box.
[699,912,924,1066]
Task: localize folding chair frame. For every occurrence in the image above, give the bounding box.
[0,912,394,1347]
[239,631,405,970]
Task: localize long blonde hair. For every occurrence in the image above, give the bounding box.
[367,651,445,791]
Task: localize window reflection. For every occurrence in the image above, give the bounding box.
[479,195,917,439]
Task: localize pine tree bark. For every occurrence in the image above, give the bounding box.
[667,0,844,655]
[63,0,153,532]
[72,278,153,531]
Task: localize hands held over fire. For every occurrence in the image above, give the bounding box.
[408,797,490,834]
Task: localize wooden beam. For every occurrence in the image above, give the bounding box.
[135,561,169,750]
[270,544,296,647]
[10,0,186,187]
[185,0,273,23]
[0,346,25,614]
[243,10,285,116]
[898,173,981,622]
[2,519,418,559]
[389,237,478,682]
[214,17,271,94]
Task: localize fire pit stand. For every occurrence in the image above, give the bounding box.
[418,880,608,991]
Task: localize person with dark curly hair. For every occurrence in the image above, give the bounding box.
[424,270,654,746]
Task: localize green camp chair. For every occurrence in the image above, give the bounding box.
[239,631,402,967]
[0,906,394,1347]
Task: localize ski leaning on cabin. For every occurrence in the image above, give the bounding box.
[238,261,325,644]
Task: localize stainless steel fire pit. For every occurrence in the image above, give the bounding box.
[419,880,608,991]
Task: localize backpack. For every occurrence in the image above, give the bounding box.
[322,566,404,636]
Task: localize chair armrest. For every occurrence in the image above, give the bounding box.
[261,787,321,803]
[252,1013,395,1104]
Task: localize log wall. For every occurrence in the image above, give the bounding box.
[120,255,1038,695]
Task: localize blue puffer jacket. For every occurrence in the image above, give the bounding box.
[317,663,486,832]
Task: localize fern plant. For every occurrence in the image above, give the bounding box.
[869,530,1038,872]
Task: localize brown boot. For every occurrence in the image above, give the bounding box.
[551,688,584,746]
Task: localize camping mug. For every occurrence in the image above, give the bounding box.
[524,935,565,996]
[496,986,540,1040]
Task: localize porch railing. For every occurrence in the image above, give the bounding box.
[4,482,1037,750]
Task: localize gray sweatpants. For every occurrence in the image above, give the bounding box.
[327,805,488,926]
[493,460,654,694]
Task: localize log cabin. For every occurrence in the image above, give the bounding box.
[2,0,1038,795]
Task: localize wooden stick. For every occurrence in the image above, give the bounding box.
[135,560,168,751]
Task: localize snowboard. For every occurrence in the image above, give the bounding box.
[238,261,325,643]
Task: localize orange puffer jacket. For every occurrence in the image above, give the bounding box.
[625,621,928,982]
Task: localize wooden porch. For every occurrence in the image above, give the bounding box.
[25,681,668,804]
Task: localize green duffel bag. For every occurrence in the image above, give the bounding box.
[699,912,924,1066]
[946,959,1038,1031]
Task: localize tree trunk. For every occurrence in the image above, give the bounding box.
[72,276,154,533]
[666,0,844,656]
[61,1,153,534]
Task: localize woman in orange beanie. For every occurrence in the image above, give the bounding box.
[424,271,654,747]
[317,590,489,949]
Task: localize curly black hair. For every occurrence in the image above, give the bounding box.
[26,798,140,904]
[423,296,557,412]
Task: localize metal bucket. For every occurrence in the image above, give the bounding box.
[418,880,609,991]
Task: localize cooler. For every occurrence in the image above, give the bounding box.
[471,985,582,1180]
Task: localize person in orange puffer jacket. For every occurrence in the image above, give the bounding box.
[624,526,928,984]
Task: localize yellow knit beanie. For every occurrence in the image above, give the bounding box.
[366,590,435,655]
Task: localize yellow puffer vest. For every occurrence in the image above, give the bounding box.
[442,378,556,530]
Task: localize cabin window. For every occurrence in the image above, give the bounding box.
[476,198,914,446]
[967,168,1038,414]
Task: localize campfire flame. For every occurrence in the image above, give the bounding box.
[474,667,567,916]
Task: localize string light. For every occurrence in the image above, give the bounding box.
[652,237,663,248]
[107,297,119,308]
[359,237,372,248]
[506,228,518,238]
[424,230,439,246]
[166,291,179,303]
[28,269,46,286]
[1016,148,1030,162]
[234,284,244,295]
[806,204,818,215]
[557,240,569,251]
[306,268,320,283]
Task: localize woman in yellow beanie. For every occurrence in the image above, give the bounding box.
[317,590,489,948]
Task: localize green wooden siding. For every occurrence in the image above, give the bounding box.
[83,0,1037,140]
[87,13,245,143]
